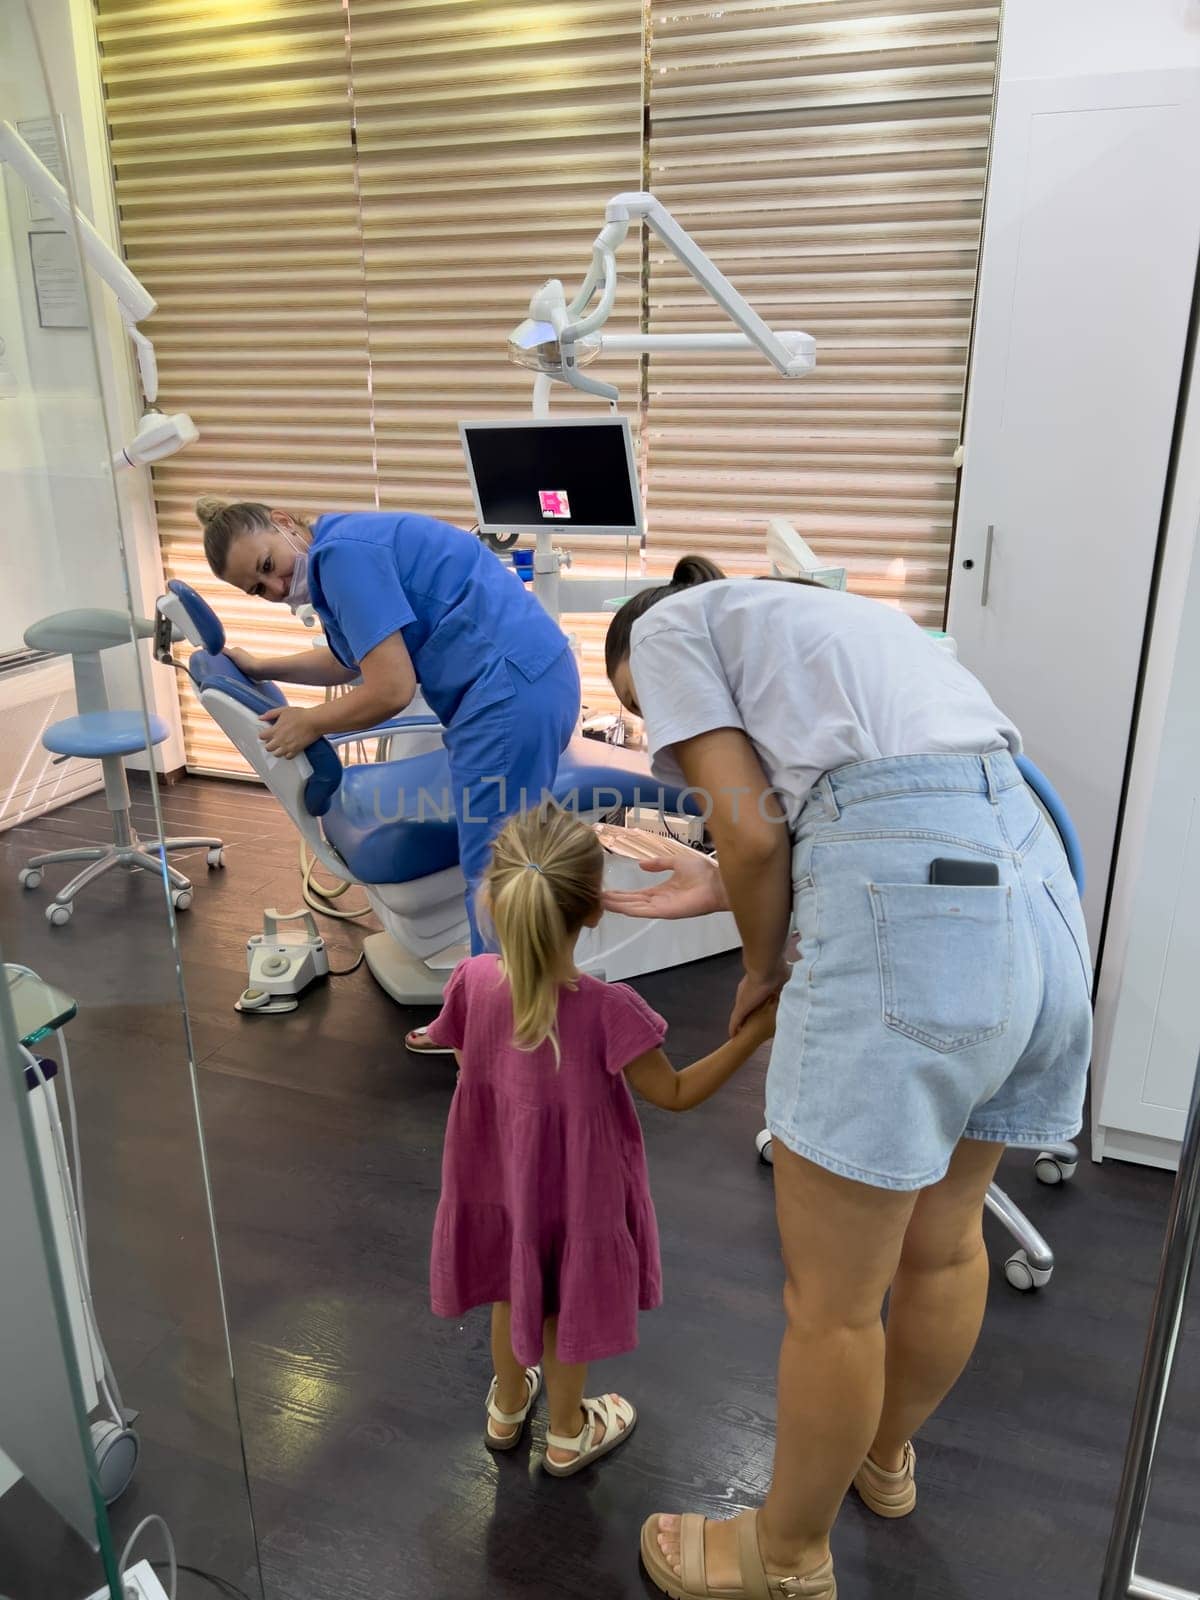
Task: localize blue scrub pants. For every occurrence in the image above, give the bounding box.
[443,647,580,954]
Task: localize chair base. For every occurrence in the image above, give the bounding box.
[362,931,466,1004]
[20,818,224,924]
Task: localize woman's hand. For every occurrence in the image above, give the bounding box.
[259,706,320,759]
[602,851,729,920]
[730,962,790,1038]
[734,993,779,1050]
[223,646,261,679]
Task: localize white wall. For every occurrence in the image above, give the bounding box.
[0,0,184,771]
[947,0,1200,946]
[0,0,106,652]
[1089,317,1200,1167]
[998,0,1200,78]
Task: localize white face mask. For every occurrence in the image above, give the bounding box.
[281,527,311,613]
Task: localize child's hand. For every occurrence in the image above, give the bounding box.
[737,994,778,1048]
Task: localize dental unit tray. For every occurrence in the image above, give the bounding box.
[236,908,330,1015]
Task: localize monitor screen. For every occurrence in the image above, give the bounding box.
[459,416,643,537]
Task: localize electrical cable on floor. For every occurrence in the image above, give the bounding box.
[153,1562,256,1600]
[120,1514,176,1600]
[298,839,372,923]
[327,949,366,978]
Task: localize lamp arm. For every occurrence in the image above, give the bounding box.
[0,120,155,329]
[604,191,812,378]
[1,119,198,470]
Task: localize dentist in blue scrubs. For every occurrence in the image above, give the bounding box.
[198,495,579,1047]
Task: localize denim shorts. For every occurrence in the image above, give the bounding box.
[765,752,1093,1192]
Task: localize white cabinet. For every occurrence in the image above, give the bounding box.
[1091,335,1200,1171]
[947,67,1200,947]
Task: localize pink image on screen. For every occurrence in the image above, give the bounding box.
[539,489,571,519]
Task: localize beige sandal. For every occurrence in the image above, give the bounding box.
[543,1393,636,1477]
[405,1026,453,1056]
[484,1366,541,1451]
[639,1510,836,1600]
[853,1441,916,1517]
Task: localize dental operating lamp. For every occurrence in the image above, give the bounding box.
[0,119,197,471]
[508,191,816,410]
[497,192,818,620]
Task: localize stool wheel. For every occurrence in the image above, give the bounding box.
[1004,1250,1052,1292]
[19,867,43,891]
[172,888,193,912]
[47,902,72,927]
[206,847,226,869]
[1035,1152,1077,1185]
[755,1128,774,1166]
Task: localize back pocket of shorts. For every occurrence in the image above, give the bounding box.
[869,882,1014,1053]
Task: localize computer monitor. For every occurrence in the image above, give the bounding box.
[459,416,644,538]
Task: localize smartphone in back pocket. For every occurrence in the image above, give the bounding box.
[929,858,1001,887]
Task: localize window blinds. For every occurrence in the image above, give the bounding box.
[94,0,376,772]
[644,0,1000,624]
[95,0,998,770]
[345,0,645,716]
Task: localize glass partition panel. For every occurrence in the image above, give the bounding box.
[0,3,263,1596]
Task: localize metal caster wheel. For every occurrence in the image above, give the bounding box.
[91,1418,139,1504]
[1004,1249,1052,1292]
[206,847,226,868]
[171,888,193,912]
[755,1128,774,1165]
[1035,1152,1077,1185]
[46,902,72,927]
[18,867,43,890]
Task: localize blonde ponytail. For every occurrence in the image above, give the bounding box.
[485,804,604,1062]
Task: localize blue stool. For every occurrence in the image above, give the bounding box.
[18,610,224,926]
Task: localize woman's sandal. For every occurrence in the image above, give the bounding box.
[484,1367,542,1451]
[542,1393,637,1478]
[405,1026,454,1056]
[853,1441,917,1517]
[639,1509,836,1600]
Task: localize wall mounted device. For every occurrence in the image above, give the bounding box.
[0,119,197,472]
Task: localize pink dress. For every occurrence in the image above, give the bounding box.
[424,955,668,1366]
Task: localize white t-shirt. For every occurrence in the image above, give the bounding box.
[629,580,1021,828]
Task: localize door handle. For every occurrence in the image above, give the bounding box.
[980,523,995,608]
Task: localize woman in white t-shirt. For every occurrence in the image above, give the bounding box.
[604,558,1092,1600]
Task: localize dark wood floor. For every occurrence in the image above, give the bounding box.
[2,775,1197,1600]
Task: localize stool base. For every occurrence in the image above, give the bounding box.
[20,814,224,924]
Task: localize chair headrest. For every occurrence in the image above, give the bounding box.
[166,579,225,654]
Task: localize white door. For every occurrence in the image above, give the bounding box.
[948,69,1200,944]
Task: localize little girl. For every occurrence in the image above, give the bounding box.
[425,803,777,1476]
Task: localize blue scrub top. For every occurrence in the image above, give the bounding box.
[308,511,569,724]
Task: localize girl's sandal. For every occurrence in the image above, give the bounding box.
[542,1393,636,1477]
[405,1026,454,1056]
[484,1366,542,1451]
[639,1510,837,1600]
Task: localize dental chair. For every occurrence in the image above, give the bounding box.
[157,581,739,1003]
[755,753,1084,1292]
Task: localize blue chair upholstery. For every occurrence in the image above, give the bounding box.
[43,710,169,758]
[172,574,703,883]
[1015,754,1085,895]
[185,648,344,817]
[322,738,697,886]
[168,578,226,655]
